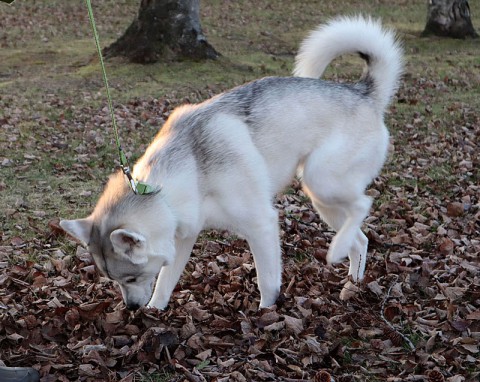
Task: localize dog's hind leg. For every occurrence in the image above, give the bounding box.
[349,230,368,281]
[327,195,371,280]
[148,235,197,309]
[308,199,368,281]
[302,148,372,281]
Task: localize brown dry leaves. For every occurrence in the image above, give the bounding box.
[1,69,480,382]
[1,163,479,381]
[1,83,479,381]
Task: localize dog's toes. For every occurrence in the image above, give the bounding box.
[147,299,168,311]
[326,246,348,264]
[259,292,280,309]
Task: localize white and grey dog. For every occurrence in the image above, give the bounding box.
[60,16,403,310]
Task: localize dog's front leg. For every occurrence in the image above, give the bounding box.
[148,236,197,309]
[244,209,282,308]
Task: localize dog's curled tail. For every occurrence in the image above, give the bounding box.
[293,15,403,111]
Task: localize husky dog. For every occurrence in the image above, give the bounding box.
[60,16,403,310]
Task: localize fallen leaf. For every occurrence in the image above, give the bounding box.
[339,281,360,300]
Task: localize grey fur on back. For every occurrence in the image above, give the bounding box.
[148,76,374,172]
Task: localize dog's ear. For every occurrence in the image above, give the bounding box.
[110,229,148,264]
[60,218,93,246]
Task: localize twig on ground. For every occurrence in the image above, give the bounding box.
[380,275,415,351]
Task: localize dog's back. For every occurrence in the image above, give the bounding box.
[139,14,402,195]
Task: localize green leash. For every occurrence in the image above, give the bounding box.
[85,0,155,195]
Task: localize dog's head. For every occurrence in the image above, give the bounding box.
[60,173,176,310]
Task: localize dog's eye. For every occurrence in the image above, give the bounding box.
[125,277,137,284]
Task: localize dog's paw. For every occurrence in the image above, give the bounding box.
[259,290,281,309]
[147,299,168,311]
[326,242,349,264]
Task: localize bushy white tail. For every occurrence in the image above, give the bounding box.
[293,15,403,111]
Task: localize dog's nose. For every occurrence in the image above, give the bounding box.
[126,302,140,311]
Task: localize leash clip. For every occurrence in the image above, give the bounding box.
[120,164,138,194]
[119,164,157,196]
[118,148,157,195]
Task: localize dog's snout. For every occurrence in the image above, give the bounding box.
[126,302,140,311]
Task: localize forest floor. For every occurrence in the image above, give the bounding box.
[0,1,479,381]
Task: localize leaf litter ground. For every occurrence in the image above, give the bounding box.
[1,1,479,381]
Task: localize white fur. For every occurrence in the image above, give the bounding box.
[294,15,403,110]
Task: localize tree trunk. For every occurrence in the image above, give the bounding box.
[104,0,219,64]
[422,0,478,38]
